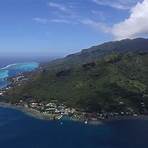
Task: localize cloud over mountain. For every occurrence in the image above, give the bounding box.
[112,0,148,39]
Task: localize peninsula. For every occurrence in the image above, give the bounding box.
[1,38,148,124]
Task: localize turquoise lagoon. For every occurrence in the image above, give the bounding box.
[0,62,39,88]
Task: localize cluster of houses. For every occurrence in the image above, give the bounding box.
[13,98,145,123]
[15,99,78,120]
[10,74,29,87]
[0,91,4,96]
[0,73,29,95]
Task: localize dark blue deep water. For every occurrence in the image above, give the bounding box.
[0,107,148,148]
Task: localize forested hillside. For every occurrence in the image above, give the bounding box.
[5,49,148,114]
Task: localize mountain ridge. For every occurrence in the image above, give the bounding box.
[46,38,148,70]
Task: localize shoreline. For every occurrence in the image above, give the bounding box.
[1,62,39,70]
[0,102,148,125]
[0,102,52,120]
[0,102,103,125]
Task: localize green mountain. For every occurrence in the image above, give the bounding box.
[4,38,148,114]
[46,38,148,70]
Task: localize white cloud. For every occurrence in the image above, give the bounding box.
[81,19,110,33]
[33,17,48,24]
[92,0,139,10]
[112,0,148,39]
[48,2,68,12]
[33,17,73,24]
[33,2,78,25]
[91,10,106,21]
[50,19,71,24]
[34,0,148,41]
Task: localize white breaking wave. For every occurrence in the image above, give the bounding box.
[1,62,38,70]
[1,63,18,70]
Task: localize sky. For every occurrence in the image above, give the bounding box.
[0,0,147,58]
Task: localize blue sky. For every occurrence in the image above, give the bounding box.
[0,0,147,58]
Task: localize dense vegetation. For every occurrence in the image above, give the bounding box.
[45,38,148,70]
[4,38,148,114]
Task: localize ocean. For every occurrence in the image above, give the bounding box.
[0,107,148,148]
